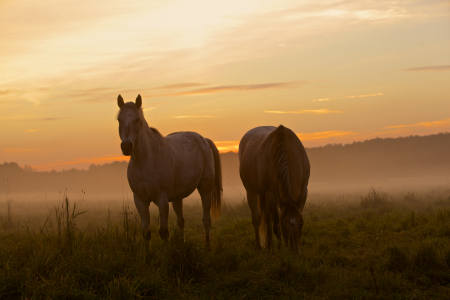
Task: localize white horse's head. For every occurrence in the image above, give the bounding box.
[117,94,143,156]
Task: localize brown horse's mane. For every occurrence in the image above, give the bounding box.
[271,125,292,202]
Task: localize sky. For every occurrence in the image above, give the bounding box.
[1,0,449,171]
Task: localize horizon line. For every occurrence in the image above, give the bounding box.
[2,131,449,172]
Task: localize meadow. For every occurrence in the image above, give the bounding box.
[1,187,450,299]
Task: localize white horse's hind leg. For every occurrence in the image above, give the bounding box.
[134,194,151,241]
[197,186,212,249]
[172,199,185,241]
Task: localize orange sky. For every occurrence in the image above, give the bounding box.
[1,0,449,171]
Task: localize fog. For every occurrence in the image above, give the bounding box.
[1,132,450,215]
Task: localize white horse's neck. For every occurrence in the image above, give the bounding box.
[130,122,164,166]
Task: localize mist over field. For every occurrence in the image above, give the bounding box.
[1,132,450,206]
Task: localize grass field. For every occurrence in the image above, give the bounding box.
[1,187,450,299]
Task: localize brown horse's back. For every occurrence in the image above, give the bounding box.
[239,125,309,200]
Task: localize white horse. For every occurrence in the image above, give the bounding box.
[116,95,222,248]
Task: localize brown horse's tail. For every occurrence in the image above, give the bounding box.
[206,138,222,220]
[258,195,268,248]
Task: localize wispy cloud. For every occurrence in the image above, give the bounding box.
[152,83,207,90]
[163,81,308,97]
[3,148,43,152]
[296,130,356,141]
[402,65,450,72]
[172,115,215,118]
[143,107,156,112]
[25,129,40,132]
[264,108,342,114]
[70,81,308,103]
[384,118,450,129]
[33,117,71,121]
[312,93,383,102]
[0,89,19,96]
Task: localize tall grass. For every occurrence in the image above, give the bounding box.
[2,178,12,229]
[1,188,450,298]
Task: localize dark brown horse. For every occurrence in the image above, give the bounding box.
[239,125,310,252]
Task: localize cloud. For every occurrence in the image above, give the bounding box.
[172,115,215,118]
[0,89,19,96]
[296,130,357,141]
[312,93,383,102]
[384,118,450,129]
[33,117,70,121]
[25,129,40,132]
[152,83,207,90]
[402,65,450,72]
[163,81,309,97]
[3,148,43,152]
[264,108,342,114]
[69,81,307,104]
[143,107,156,112]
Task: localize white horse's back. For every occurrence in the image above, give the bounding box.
[164,131,215,201]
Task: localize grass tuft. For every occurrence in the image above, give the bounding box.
[385,246,409,272]
[411,243,441,270]
[164,237,207,282]
[360,187,388,208]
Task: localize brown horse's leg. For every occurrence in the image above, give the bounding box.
[268,199,281,249]
[172,199,185,242]
[247,190,261,250]
[260,194,273,250]
[155,194,170,241]
[265,192,279,251]
[134,194,151,241]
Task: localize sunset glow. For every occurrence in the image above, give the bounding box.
[1,0,449,171]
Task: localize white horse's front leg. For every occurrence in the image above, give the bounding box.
[134,193,151,241]
[155,194,170,241]
[172,199,185,242]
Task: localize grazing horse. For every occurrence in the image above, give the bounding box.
[239,125,310,252]
[116,94,222,248]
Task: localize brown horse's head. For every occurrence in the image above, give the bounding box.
[116,94,142,156]
[280,201,303,252]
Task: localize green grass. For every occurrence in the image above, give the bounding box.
[1,188,450,299]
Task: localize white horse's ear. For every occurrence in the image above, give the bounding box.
[135,94,142,108]
[118,95,124,108]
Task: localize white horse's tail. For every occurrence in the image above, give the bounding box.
[206,138,222,220]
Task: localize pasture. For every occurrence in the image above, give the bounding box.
[1,187,450,299]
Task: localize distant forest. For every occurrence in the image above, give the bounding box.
[1,132,450,195]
